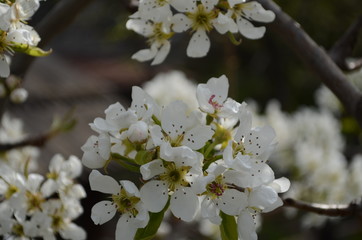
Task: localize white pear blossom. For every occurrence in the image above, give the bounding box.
[194,162,248,224]
[227,0,275,39]
[82,73,290,239]
[172,0,218,57]
[150,101,214,150]
[197,75,241,118]
[143,70,199,111]
[140,143,202,221]
[127,10,173,65]
[89,170,149,240]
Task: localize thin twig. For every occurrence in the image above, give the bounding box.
[0,132,52,152]
[329,16,362,71]
[256,0,362,128]
[282,198,362,217]
[10,0,95,77]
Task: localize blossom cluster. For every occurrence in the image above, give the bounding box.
[0,0,49,78]
[259,99,362,227]
[127,0,275,65]
[82,74,290,240]
[0,114,86,240]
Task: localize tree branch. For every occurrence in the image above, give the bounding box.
[256,0,362,128]
[329,16,362,71]
[0,133,51,152]
[10,0,95,77]
[282,198,362,217]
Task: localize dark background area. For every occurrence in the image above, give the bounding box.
[7,0,362,239]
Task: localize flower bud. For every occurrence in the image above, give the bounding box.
[10,88,28,103]
[127,121,148,143]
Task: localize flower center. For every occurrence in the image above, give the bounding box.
[208,95,223,110]
[160,162,190,191]
[207,181,225,197]
[206,176,227,199]
[5,184,19,199]
[12,223,24,237]
[26,191,45,212]
[148,22,174,45]
[112,188,140,217]
[188,4,216,32]
[51,214,65,230]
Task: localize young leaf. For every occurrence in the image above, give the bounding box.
[10,42,52,57]
[220,211,238,240]
[134,199,170,240]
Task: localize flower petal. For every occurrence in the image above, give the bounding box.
[115,214,138,240]
[237,17,266,39]
[91,200,117,225]
[187,29,210,58]
[59,223,86,240]
[216,189,247,216]
[237,210,257,240]
[170,187,199,222]
[89,170,119,194]
[140,159,166,180]
[140,180,168,212]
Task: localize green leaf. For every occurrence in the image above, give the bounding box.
[227,32,242,46]
[11,42,52,57]
[135,199,170,240]
[220,211,238,240]
[135,150,154,165]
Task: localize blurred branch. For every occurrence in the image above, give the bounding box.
[0,132,52,152]
[0,109,76,152]
[282,198,362,217]
[10,0,95,77]
[329,16,362,71]
[256,0,362,128]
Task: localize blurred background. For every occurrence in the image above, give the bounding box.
[6,0,362,239]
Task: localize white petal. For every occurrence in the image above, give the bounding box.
[182,125,214,150]
[140,180,168,212]
[201,0,218,10]
[160,143,199,167]
[126,19,153,36]
[132,46,157,62]
[249,185,278,211]
[64,155,83,178]
[81,150,107,169]
[269,177,290,193]
[237,210,257,240]
[91,200,117,225]
[119,180,140,197]
[0,54,10,78]
[234,106,252,141]
[201,197,221,224]
[140,159,166,180]
[150,125,165,146]
[115,214,138,240]
[172,13,192,32]
[41,179,57,197]
[161,101,189,140]
[26,173,44,192]
[237,17,266,39]
[216,189,247,216]
[242,2,275,22]
[59,223,86,240]
[171,0,197,12]
[244,126,275,157]
[187,29,211,58]
[89,170,119,194]
[170,187,199,222]
[151,41,171,65]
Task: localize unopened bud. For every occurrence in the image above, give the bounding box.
[127,121,148,143]
[10,88,28,103]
